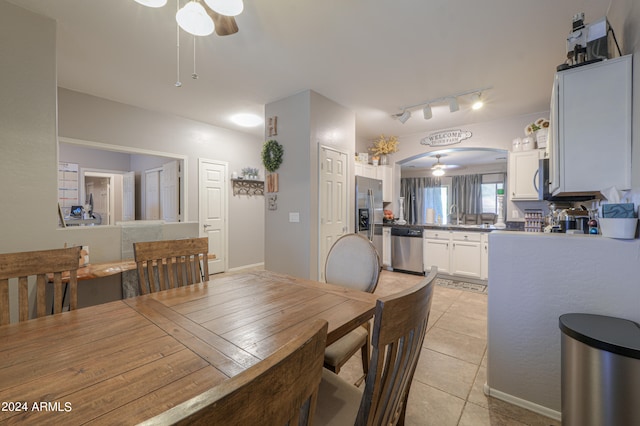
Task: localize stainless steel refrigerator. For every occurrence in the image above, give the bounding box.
[355,176,383,257]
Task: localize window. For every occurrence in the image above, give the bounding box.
[423,184,449,224]
[481,174,505,214]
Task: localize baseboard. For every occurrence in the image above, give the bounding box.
[483,383,562,422]
[225,262,264,273]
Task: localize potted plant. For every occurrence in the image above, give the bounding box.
[369,134,399,164]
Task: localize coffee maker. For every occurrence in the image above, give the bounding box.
[557,13,617,71]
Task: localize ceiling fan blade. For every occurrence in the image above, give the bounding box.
[204,7,239,36]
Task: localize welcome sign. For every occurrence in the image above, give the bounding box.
[421,129,472,147]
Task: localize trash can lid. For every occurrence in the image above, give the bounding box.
[559,313,640,360]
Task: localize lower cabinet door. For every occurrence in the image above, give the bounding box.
[424,238,450,274]
[451,241,481,279]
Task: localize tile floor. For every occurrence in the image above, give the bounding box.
[337,269,560,426]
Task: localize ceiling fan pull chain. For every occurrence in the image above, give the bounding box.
[192,36,198,79]
[175,0,182,87]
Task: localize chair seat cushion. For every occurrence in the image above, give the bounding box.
[323,326,368,367]
[315,369,363,425]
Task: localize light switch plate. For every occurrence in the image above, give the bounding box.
[289,212,300,223]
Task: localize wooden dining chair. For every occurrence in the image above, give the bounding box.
[133,237,209,295]
[0,246,82,325]
[139,319,328,426]
[314,268,437,426]
[323,234,381,380]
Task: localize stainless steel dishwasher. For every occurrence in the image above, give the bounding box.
[391,227,424,275]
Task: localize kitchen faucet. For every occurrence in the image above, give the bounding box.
[449,204,460,225]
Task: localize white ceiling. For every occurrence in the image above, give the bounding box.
[9,0,611,143]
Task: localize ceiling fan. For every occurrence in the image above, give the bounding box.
[135,0,241,36]
[431,154,446,176]
[202,1,240,36]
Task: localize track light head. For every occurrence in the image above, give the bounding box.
[471,93,483,110]
[398,110,411,124]
[423,105,432,120]
[448,97,459,113]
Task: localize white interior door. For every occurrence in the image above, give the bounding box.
[318,146,348,281]
[161,160,179,222]
[145,169,161,220]
[199,159,227,274]
[122,171,135,222]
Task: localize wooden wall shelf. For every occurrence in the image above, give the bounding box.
[231,179,264,196]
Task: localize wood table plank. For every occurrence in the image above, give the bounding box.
[0,269,377,424]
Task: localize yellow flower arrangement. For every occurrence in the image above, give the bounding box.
[370,134,399,156]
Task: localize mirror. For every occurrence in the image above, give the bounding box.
[58,140,185,226]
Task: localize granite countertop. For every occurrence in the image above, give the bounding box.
[383,221,525,233]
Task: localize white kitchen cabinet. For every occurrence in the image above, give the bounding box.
[354,163,376,179]
[508,150,540,200]
[424,230,485,279]
[450,232,482,279]
[376,165,393,203]
[480,233,489,280]
[551,55,632,195]
[382,226,391,268]
[423,230,451,275]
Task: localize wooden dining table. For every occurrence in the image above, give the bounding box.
[0,270,377,424]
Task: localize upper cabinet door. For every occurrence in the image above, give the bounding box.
[555,55,632,194]
[508,150,540,200]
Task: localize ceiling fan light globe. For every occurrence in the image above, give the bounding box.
[204,0,244,16]
[432,168,445,177]
[176,1,215,36]
[134,0,167,7]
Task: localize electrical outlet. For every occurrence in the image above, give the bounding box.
[289,212,300,223]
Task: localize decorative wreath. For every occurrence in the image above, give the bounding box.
[262,139,284,173]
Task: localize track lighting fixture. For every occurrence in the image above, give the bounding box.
[391,86,491,122]
[448,97,459,113]
[423,105,432,120]
[398,110,411,124]
[471,93,484,110]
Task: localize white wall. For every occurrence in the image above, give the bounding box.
[57,88,265,269]
[369,111,550,221]
[0,2,264,276]
[264,90,355,280]
[487,231,640,419]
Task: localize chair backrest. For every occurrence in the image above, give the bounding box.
[134,237,209,295]
[139,319,329,426]
[324,234,381,293]
[0,246,81,325]
[356,268,437,426]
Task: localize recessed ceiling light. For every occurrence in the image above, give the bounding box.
[231,113,263,127]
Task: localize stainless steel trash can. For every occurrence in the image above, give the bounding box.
[560,313,640,426]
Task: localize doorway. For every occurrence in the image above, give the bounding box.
[199,159,228,274]
[318,146,349,281]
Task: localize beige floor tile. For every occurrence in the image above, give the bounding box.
[446,299,488,322]
[459,402,528,426]
[413,349,479,399]
[424,326,487,365]
[406,382,465,426]
[435,311,488,340]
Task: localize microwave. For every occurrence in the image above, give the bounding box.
[538,158,600,201]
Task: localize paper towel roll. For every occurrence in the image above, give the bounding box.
[426,208,435,224]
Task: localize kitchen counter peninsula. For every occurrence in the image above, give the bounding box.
[486,231,640,421]
[383,222,524,233]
